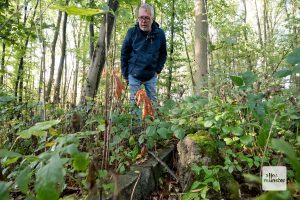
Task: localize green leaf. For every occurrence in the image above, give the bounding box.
[138,134,145,145]
[18,120,60,139]
[242,71,257,87]
[0,181,11,200]
[51,5,106,16]
[292,64,300,73]
[16,166,32,194]
[30,120,60,131]
[200,186,209,199]
[224,137,234,145]
[3,157,20,166]
[287,47,300,64]
[35,154,65,200]
[190,181,202,189]
[129,136,135,146]
[240,135,253,145]
[182,192,199,200]
[174,128,185,140]
[98,170,108,178]
[117,163,126,174]
[271,139,300,182]
[191,164,202,175]
[72,152,89,172]
[62,144,79,156]
[204,120,213,128]
[0,149,22,158]
[213,180,220,191]
[157,128,169,139]
[97,124,105,132]
[146,137,155,149]
[230,76,244,86]
[274,69,292,78]
[231,127,243,136]
[222,126,231,134]
[146,126,156,137]
[243,174,261,183]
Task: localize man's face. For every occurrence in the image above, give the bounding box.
[138,8,153,32]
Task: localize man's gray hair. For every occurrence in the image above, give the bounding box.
[140,3,154,17]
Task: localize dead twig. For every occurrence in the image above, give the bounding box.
[148,151,178,182]
[130,171,141,200]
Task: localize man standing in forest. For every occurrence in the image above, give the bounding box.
[121,3,167,131]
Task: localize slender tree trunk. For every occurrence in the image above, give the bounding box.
[89,0,95,60]
[263,0,268,71]
[63,58,68,105]
[14,0,38,102]
[180,23,195,93]
[72,20,82,105]
[287,0,300,92]
[80,0,119,104]
[241,0,252,70]
[0,42,5,86]
[0,0,8,86]
[167,0,175,99]
[255,0,263,49]
[53,1,68,103]
[80,23,89,94]
[38,41,46,102]
[194,0,208,96]
[45,11,62,102]
[37,0,45,104]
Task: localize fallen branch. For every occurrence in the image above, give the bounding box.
[148,151,178,182]
[130,171,141,200]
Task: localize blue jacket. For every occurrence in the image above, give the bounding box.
[121,22,167,82]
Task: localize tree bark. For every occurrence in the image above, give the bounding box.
[0,42,5,86]
[194,0,208,96]
[72,20,83,105]
[14,0,38,102]
[255,0,263,49]
[53,1,68,103]
[180,23,195,93]
[167,0,175,99]
[89,0,95,60]
[80,0,119,104]
[241,0,252,70]
[45,11,62,102]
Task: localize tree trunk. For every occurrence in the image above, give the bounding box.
[0,1,8,86]
[14,1,38,102]
[0,42,5,86]
[62,58,66,105]
[194,0,208,96]
[37,41,46,102]
[262,0,268,71]
[255,0,263,49]
[180,23,195,93]
[53,2,68,104]
[241,0,252,70]
[72,21,83,105]
[45,11,62,102]
[287,0,300,92]
[80,0,119,104]
[167,0,175,99]
[89,0,95,60]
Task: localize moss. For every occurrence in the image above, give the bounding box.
[187,130,218,158]
[218,170,240,200]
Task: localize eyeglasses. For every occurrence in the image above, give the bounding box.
[138,16,151,22]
